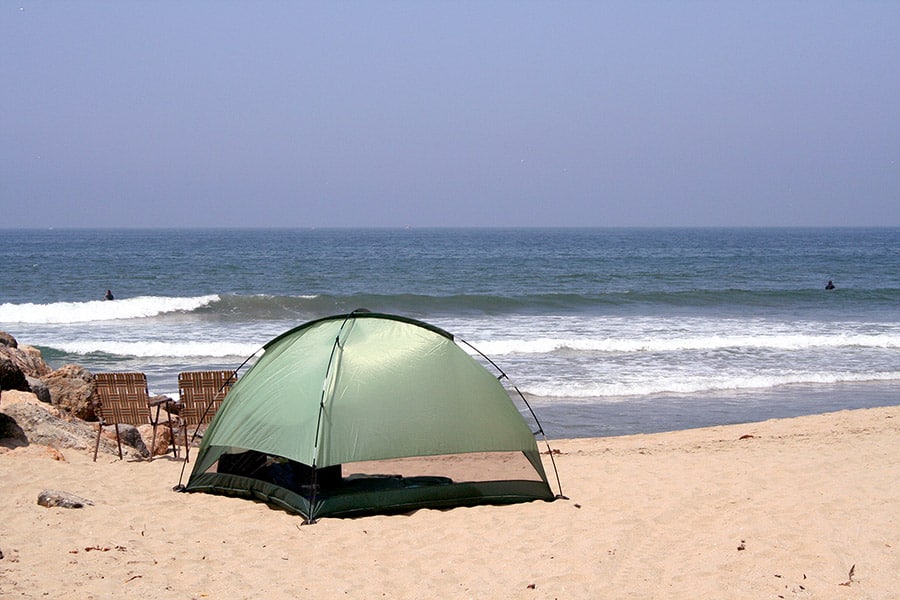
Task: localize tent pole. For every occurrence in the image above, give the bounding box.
[174,351,258,491]
[510,382,567,500]
[457,338,566,500]
[307,312,359,522]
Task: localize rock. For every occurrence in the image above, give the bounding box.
[37,489,94,509]
[20,345,51,377]
[137,422,175,457]
[25,376,51,403]
[2,391,91,449]
[0,343,51,378]
[0,389,63,417]
[158,395,181,416]
[44,365,96,421]
[0,390,141,459]
[0,331,17,348]
[0,412,28,446]
[99,423,150,458]
[41,446,67,461]
[0,358,30,393]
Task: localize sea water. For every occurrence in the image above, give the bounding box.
[1,227,898,438]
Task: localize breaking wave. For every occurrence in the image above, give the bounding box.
[43,339,260,359]
[0,295,220,324]
[474,333,900,356]
[523,370,900,400]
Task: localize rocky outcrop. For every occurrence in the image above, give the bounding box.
[0,390,144,459]
[44,364,97,421]
[0,333,51,379]
[0,335,179,460]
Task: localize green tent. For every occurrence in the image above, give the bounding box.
[183,312,560,521]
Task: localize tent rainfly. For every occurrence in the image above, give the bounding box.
[181,311,561,521]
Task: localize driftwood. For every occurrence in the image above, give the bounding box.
[37,489,94,509]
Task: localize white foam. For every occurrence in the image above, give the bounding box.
[49,339,260,359]
[472,333,900,356]
[0,295,220,324]
[523,370,900,400]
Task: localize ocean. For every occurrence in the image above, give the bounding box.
[1,227,898,439]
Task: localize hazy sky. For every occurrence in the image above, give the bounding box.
[2,1,898,228]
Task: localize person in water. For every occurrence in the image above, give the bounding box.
[104,289,114,300]
[825,280,835,290]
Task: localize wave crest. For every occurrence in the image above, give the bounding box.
[474,333,900,355]
[48,339,257,359]
[524,371,900,400]
[0,295,220,324]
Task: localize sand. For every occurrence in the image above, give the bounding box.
[1,405,898,599]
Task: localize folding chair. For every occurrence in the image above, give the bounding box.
[177,370,236,461]
[92,372,176,461]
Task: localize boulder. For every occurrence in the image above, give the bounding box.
[97,423,150,458]
[2,391,91,449]
[0,342,51,378]
[25,376,51,403]
[0,411,28,446]
[0,331,17,348]
[0,358,29,393]
[137,422,176,457]
[159,395,181,417]
[0,390,141,459]
[44,365,97,421]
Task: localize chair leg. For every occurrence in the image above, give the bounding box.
[182,423,191,462]
[93,422,103,462]
[149,423,158,462]
[167,416,178,459]
[114,424,123,460]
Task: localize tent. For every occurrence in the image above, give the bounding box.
[182,311,561,521]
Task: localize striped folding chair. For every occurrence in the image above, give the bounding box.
[92,372,176,461]
[177,370,236,461]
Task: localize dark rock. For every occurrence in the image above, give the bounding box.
[0,331,17,348]
[25,376,51,403]
[0,412,28,446]
[0,358,29,393]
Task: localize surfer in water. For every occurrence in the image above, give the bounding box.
[825,280,835,290]
[104,289,114,300]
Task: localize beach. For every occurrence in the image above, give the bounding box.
[5,2,898,595]
[2,405,897,599]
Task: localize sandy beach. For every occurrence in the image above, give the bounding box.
[1,405,898,599]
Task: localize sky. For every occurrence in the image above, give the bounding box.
[2,1,898,228]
